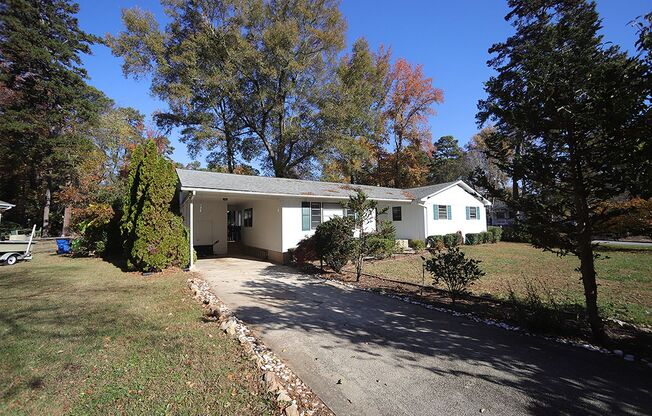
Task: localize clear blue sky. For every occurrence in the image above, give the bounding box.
[76,0,650,167]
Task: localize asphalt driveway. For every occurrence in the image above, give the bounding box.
[196,257,651,416]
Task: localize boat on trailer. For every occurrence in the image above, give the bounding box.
[0,224,36,265]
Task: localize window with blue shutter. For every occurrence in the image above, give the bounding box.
[301,202,310,230]
[435,205,449,220]
[466,206,479,220]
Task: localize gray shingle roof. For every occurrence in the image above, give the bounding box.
[177,169,415,201]
[404,182,459,200]
[176,169,490,204]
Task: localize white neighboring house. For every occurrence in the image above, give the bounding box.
[177,169,490,267]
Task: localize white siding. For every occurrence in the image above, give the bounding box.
[236,199,283,253]
[192,198,228,255]
[423,185,487,238]
[376,202,426,241]
[281,197,376,252]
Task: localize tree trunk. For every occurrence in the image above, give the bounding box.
[356,253,363,282]
[569,139,605,343]
[42,187,51,237]
[225,129,235,173]
[577,232,604,343]
[62,205,72,236]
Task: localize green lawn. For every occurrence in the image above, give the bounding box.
[364,242,652,325]
[0,242,274,415]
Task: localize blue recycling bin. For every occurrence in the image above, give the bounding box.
[56,238,71,254]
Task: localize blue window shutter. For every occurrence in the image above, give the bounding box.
[447,205,451,220]
[477,207,481,220]
[433,205,438,220]
[466,207,470,220]
[301,202,310,230]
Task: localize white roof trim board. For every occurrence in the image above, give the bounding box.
[176,169,491,205]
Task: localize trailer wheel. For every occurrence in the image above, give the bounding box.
[5,255,17,266]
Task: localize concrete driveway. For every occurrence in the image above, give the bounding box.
[196,257,651,416]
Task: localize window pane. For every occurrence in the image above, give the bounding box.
[469,207,477,219]
[301,202,310,231]
[311,202,321,229]
[392,206,402,221]
[244,208,253,227]
[438,205,448,219]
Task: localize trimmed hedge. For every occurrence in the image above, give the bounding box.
[465,233,481,245]
[465,227,505,245]
[427,232,462,249]
[487,226,503,243]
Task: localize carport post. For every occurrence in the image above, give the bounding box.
[189,191,195,269]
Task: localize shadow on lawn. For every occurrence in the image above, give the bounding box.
[230,263,651,416]
[0,267,167,403]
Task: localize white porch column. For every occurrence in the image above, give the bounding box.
[189,191,195,269]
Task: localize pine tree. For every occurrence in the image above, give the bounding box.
[0,0,107,232]
[477,0,649,342]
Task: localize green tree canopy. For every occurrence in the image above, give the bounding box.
[477,0,650,342]
[0,0,108,232]
[428,135,469,184]
[108,0,347,178]
[321,38,391,184]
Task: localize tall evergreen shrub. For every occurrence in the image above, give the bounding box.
[121,140,189,271]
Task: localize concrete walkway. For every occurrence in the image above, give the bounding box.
[196,257,651,416]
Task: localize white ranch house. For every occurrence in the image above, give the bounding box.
[177,169,490,267]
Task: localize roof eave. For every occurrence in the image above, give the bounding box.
[179,186,412,203]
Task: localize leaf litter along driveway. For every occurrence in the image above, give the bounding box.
[196,257,652,416]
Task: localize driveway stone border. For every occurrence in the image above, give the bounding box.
[188,276,334,416]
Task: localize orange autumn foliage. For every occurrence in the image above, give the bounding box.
[382,58,443,187]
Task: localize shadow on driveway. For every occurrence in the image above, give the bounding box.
[201,259,651,416]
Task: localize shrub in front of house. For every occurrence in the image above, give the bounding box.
[423,246,485,303]
[292,234,319,265]
[427,232,462,249]
[445,232,463,247]
[464,232,482,245]
[479,231,492,244]
[487,226,503,243]
[367,220,398,259]
[426,235,444,248]
[314,216,355,273]
[409,239,426,252]
[120,140,190,272]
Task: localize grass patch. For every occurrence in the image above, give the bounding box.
[363,242,652,326]
[0,242,274,415]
